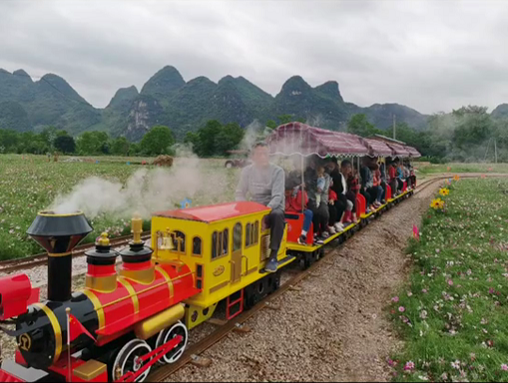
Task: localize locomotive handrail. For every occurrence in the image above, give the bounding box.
[241,255,249,277]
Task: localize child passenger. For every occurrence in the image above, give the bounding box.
[316,166,326,207]
[285,170,314,245]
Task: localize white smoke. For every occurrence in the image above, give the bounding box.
[49,144,229,219]
[239,120,265,152]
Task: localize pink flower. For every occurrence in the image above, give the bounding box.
[448,279,453,286]
[502,364,508,371]
[404,361,415,371]
[399,306,405,313]
[489,288,495,294]
[392,296,399,303]
[422,289,428,293]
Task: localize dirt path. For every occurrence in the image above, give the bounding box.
[170,182,441,382]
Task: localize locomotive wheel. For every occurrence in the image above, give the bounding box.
[156,321,188,364]
[112,339,152,382]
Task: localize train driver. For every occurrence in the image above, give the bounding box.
[235,142,285,273]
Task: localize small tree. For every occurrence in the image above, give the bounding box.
[54,135,76,154]
[266,120,277,130]
[140,125,175,156]
[215,123,245,155]
[111,137,130,156]
[347,114,379,137]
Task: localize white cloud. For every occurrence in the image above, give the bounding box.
[1,0,508,114]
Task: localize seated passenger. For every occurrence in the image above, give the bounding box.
[325,157,348,232]
[372,163,384,208]
[397,162,405,191]
[236,142,285,273]
[328,188,339,234]
[304,156,330,243]
[344,161,359,224]
[379,160,388,203]
[360,157,376,213]
[388,159,402,196]
[316,166,326,207]
[285,182,313,245]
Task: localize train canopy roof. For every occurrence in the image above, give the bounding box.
[155,201,270,223]
[385,142,411,157]
[362,138,394,157]
[405,146,421,158]
[266,122,369,157]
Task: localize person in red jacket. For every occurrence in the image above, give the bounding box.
[285,176,314,245]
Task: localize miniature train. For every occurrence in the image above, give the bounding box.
[0,122,419,382]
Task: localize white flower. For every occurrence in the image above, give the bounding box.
[451,360,461,369]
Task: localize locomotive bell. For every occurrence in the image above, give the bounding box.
[27,210,93,302]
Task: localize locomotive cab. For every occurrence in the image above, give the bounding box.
[152,201,293,329]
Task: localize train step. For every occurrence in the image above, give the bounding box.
[260,255,296,274]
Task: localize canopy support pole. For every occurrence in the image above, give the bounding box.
[301,155,305,213]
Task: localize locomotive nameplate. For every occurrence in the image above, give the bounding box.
[213,265,225,277]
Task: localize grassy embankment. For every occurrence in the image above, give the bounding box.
[389,177,508,382]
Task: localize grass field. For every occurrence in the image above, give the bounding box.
[0,154,239,259]
[415,162,508,178]
[389,178,508,382]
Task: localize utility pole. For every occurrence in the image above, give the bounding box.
[393,114,396,140]
[495,139,498,164]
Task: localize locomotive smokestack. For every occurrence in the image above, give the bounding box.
[27,211,93,301]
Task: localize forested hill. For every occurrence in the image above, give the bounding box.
[0,65,490,141]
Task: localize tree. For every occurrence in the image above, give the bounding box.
[76,131,110,155]
[266,120,277,130]
[39,126,57,150]
[451,106,492,149]
[111,137,130,156]
[54,135,76,154]
[215,123,245,155]
[140,125,175,156]
[277,114,293,124]
[0,129,19,152]
[192,120,222,157]
[347,114,379,137]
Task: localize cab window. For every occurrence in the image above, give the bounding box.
[192,237,202,256]
[171,231,185,253]
[233,223,242,251]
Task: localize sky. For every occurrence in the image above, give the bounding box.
[1,0,508,114]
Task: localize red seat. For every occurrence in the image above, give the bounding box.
[285,213,314,245]
[356,192,366,216]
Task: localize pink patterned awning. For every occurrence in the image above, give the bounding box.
[405,146,421,158]
[385,142,411,157]
[363,138,394,157]
[266,122,370,157]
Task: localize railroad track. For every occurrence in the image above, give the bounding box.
[0,231,151,274]
[149,177,447,382]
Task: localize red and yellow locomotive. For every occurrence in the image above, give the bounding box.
[0,212,200,382]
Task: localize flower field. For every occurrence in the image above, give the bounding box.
[389,177,508,381]
[0,154,238,259]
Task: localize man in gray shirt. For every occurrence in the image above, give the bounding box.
[235,142,285,273]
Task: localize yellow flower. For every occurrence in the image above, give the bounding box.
[439,188,450,196]
[453,174,460,181]
[438,200,445,209]
[430,198,443,209]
